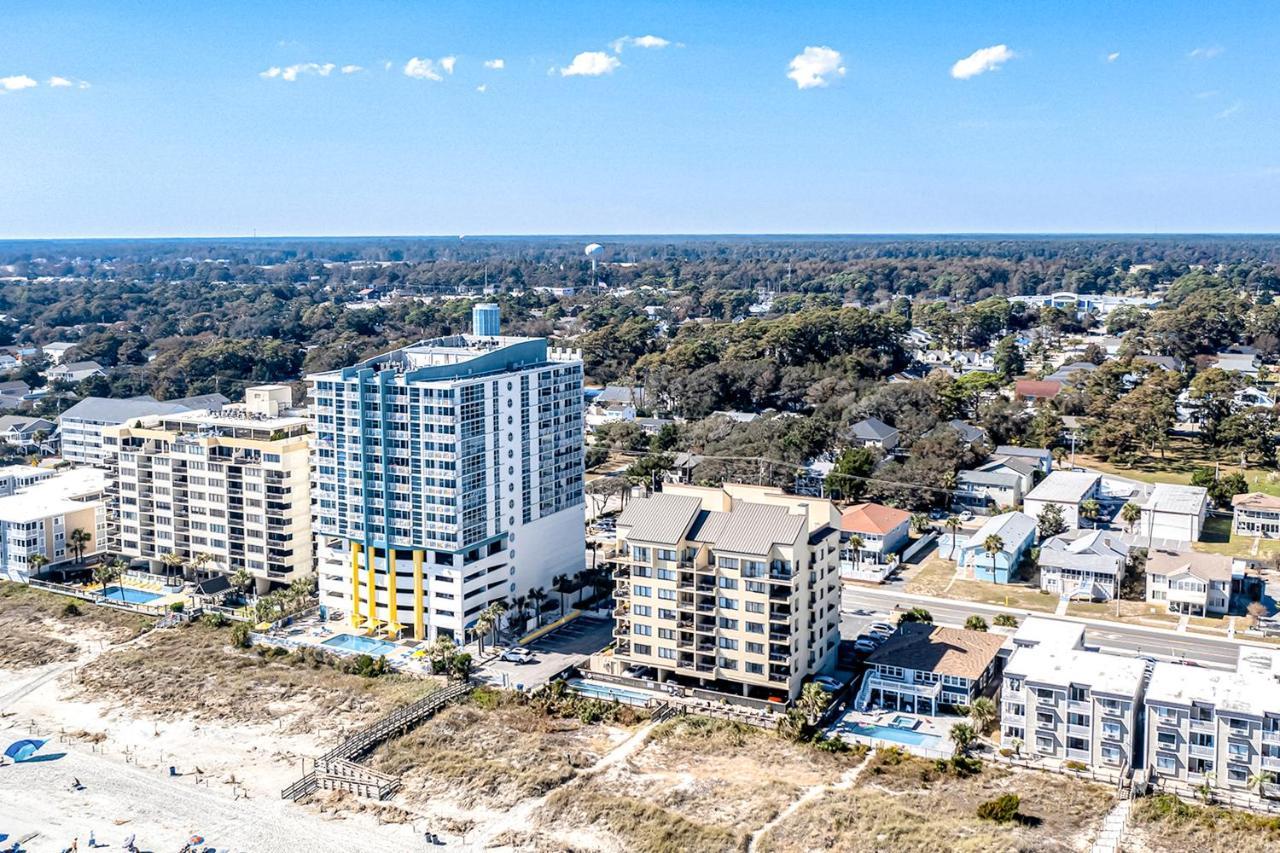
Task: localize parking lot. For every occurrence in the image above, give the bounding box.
[476,614,616,691]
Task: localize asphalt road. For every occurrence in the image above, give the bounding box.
[841,585,1248,669]
[475,613,615,691]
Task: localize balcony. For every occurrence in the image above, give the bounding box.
[1189,743,1216,758]
[1190,716,1215,732]
[1263,755,1280,772]
[1067,725,1092,739]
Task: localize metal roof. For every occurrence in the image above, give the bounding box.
[616,494,704,545]
[1024,470,1101,505]
[712,502,807,556]
[58,396,196,425]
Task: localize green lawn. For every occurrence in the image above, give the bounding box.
[1192,516,1280,559]
[1074,439,1280,497]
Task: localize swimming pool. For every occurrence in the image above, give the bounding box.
[888,714,918,730]
[567,678,655,706]
[846,722,943,748]
[98,586,162,604]
[322,634,398,656]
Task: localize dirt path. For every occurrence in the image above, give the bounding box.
[746,750,874,852]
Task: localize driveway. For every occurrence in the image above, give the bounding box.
[476,614,616,691]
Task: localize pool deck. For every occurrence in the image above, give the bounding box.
[254,616,439,676]
[828,708,957,758]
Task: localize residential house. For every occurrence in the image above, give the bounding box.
[994,445,1053,476]
[0,380,31,407]
[1023,470,1102,530]
[664,452,706,485]
[1133,354,1183,373]
[839,502,911,581]
[954,511,1037,584]
[610,485,842,701]
[857,622,1006,715]
[0,416,56,452]
[711,410,760,424]
[955,468,1024,512]
[1003,644,1146,772]
[1144,661,1280,800]
[1044,361,1100,385]
[849,417,899,451]
[1145,550,1232,617]
[1014,379,1062,403]
[1232,492,1280,539]
[46,360,106,384]
[1140,484,1207,544]
[1210,352,1261,379]
[1037,529,1130,601]
[40,342,77,364]
[585,385,643,431]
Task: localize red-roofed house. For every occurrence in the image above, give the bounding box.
[1014,379,1063,403]
[839,502,912,581]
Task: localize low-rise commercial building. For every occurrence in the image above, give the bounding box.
[610,485,842,701]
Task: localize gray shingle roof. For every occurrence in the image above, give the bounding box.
[851,417,897,441]
[958,469,1021,489]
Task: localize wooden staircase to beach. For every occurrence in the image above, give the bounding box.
[282,681,473,802]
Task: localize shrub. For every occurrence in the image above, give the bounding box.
[203,612,229,628]
[61,602,81,617]
[230,621,252,648]
[976,793,1021,823]
[948,754,983,776]
[993,613,1018,628]
[999,747,1014,757]
[965,615,989,632]
[1065,760,1088,771]
[169,601,185,613]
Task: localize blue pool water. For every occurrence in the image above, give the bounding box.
[567,678,654,706]
[322,634,398,656]
[98,586,162,604]
[847,723,942,748]
[889,714,917,729]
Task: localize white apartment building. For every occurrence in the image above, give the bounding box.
[310,335,585,642]
[1140,483,1207,544]
[1002,644,1146,772]
[0,467,108,581]
[1232,492,1280,539]
[102,386,312,591]
[0,464,54,497]
[610,484,842,701]
[1145,660,1280,799]
[58,395,226,466]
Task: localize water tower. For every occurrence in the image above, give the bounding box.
[585,242,604,289]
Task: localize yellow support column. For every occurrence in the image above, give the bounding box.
[364,545,378,631]
[386,548,402,638]
[349,542,363,628]
[413,549,425,640]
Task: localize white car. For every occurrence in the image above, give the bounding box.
[812,675,844,693]
[500,647,536,664]
[959,511,974,522]
[853,638,879,654]
[868,622,895,635]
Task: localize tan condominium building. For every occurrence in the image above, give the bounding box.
[0,467,108,582]
[610,483,842,701]
[102,385,312,592]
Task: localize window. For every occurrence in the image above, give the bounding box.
[717,557,738,570]
[1101,745,1121,765]
[746,601,764,614]
[1156,753,1177,771]
[746,621,764,634]
[634,585,652,597]
[1228,765,1249,784]
[1156,731,1177,749]
[657,549,676,562]
[632,605,651,617]
[634,624,652,636]
[717,596,738,610]
[1069,685,1088,702]
[746,662,764,674]
[658,628,675,640]
[658,647,676,660]
[718,576,738,590]
[718,637,738,650]
[1036,736,1054,752]
[634,643,651,656]
[746,642,763,654]
[1068,712,1090,728]
[658,588,676,600]
[718,617,738,631]
[1102,722,1122,740]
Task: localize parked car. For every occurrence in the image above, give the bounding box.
[500,647,536,664]
[958,510,974,522]
[812,675,844,693]
[853,638,879,654]
[868,622,895,635]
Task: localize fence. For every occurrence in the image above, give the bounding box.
[580,670,786,716]
[988,750,1129,788]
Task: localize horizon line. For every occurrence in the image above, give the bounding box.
[3,231,1280,242]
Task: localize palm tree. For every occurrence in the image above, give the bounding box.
[910,513,929,535]
[945,516,961,558]
[551,574,572,615]
[950,722,976,755]
[573,571,587,605]
[483,601,507,649]
[797,682,831,725]
[190,551,213,580]
[93,560,125,604]
[992,613,1018,628]
[1080,498,1101,529]
[529,587,548,628]
[509,595,530,633]
[1121,501,1142,534]
[230,568,255,601]
[473,608,494,656]
[1248,770,1273,795]
[965,615,989,632]
[969,697,996,733]
[847,535,864,575]
[982,534,1004,573]
[69,528,91,564]
[289,576,315,606]
[28,553,49,579]
[160,551,185,580]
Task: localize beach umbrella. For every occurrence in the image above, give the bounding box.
[4,738,46,762]
[188,835,205,845]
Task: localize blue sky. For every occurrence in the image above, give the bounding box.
[2,1,1278,237]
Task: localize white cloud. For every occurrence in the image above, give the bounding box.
[260,62,336,81]
[1195,89,1219,99]
[49,76,74,87]
[383,60,393,72]
[477,84,487,93]
[341,64,363,74]
[1106,51,1120,63]
[950,44,1015,79]
[403,57,452,81]
[483,58,505,70]
[1189,45,1223,59]
[612,34,671,53]
[1216,100,1242,119]
[559,51,621,77]
[786,46,845,89]
[0,74,38,91]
